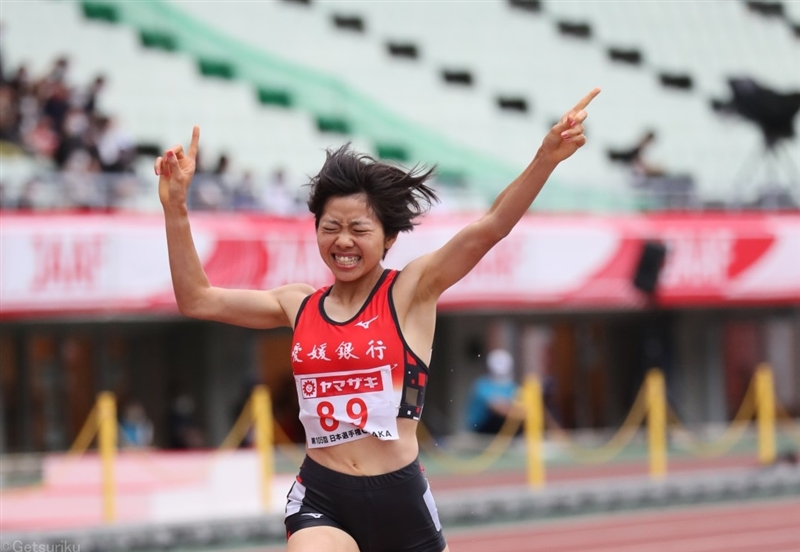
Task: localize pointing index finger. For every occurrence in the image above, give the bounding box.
[573,87,601,111]
[187,125,200,160]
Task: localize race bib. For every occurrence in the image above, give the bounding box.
[296,365,400,449]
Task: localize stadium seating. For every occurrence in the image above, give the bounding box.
[2,0,798,210]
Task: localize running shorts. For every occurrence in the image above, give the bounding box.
[284,455,447,552]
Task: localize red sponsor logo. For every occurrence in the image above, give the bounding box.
[660,230,774,290]
[31,235,104,291]
[300,371,384,399]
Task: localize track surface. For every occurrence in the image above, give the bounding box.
[250,498,800,552]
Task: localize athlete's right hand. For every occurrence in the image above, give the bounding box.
[156,125,200,208]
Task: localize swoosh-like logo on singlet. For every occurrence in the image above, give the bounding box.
[355,315,379,329]
[301,513,324,518]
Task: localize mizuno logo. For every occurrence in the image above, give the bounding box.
[301,513,324,519]
[355,315,379,329]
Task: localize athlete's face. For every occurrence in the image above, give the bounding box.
[317,194,396,282]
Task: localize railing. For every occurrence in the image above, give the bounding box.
[14,363,800,524]
[415,363,797,487]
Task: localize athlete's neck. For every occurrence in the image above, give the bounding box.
[327,265,386,311]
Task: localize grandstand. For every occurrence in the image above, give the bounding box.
[1,0,798,211]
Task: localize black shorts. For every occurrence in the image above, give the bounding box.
[284,455,447,552]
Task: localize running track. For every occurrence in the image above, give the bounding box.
[252,498,800,552]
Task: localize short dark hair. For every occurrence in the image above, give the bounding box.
[307,144,439,238]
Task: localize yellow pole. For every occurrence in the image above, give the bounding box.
[68,404,98,456]
[97,392,117,523]
[755,364,776,465]
[646,369,667,480]
[219,396,253,450]
[523,377,545,489]
[252,385,274,511]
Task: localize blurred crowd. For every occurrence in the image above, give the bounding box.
[0,40,309,213]
[0,57,123,171]
[0,53,139,209]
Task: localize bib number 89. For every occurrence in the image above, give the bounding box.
[317,398,368,431]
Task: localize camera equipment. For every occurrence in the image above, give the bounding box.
[712,77,800,206]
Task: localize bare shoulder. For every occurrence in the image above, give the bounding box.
[276,282,317,317]
[277,282,317,298]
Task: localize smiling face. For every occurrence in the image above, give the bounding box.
[317,194,396,283]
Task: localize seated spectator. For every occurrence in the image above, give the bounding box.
[609,130,666,179]
[95,115,135,173]
[16,178,42,210]
[75,74,106,116]
[465,349,524,435]
[232,170,262,211]
[120,401,154,449]
[263,168,301,215]
[23,115,59,159]
[0,84,20,144]
[609,130,697,210]
[167,392,205,449]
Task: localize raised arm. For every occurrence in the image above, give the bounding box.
[156,127,313,329]
[408,88,601,300]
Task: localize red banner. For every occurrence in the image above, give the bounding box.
[1,211,798,318]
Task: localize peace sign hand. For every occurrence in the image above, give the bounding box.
[156,126,201,208]
[540,87,601,164]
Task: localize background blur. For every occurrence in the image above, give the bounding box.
[1,0,799,548]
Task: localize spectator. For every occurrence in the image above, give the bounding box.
[23,115,58,158]
[166,391,204,449]
[62,148,102,209]
[75,74,105,116]
[44,56,69,86]
[610,130,666,179]
[465,349,524,435]
[120,401,154,448]
[188,149,225,210]
[54,106,92,168]
[0,180,8,209]
[262,168,300,215]
[231,170,262,211]
[609,130,696,209]
[0,84,20,144]
[16,178,41,210]
[95,115,135,172]
[41,81,70,137]
[7,64,31,97]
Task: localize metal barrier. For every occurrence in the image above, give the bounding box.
[59,364,795,519]
[419,364,792,488]
[65,385,277,524]
[67,391,117,522]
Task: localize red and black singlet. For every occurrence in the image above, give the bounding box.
[291,269,430,448]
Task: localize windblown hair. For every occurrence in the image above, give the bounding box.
[307,144,439,237]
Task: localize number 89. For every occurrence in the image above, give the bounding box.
[317,398,368,431]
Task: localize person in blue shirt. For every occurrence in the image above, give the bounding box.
[120,401,153,449]
[466,349,524,435]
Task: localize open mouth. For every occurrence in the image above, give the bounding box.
[333,254,361,267]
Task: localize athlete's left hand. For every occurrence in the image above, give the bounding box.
[540,87,601,164]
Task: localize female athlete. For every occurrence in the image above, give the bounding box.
[155,87,600,552]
